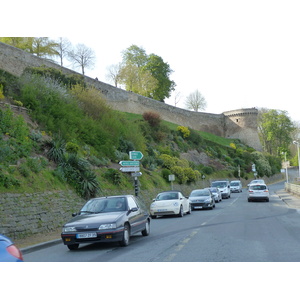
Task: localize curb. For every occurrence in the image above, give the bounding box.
[21,238,62,255]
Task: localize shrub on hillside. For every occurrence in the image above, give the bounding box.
[143,111,161,127]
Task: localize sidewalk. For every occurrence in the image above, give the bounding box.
[275,189,300,210]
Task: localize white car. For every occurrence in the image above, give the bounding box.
[230,180,242,193]
[150,191,191,218]
[248,184,269,202]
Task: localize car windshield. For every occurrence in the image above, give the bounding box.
[211,182,226,188]
[250,185,267,191]
[231,182,239,186]
[156,192,179,200]
[80,197,127,214]
[190,190,210,197]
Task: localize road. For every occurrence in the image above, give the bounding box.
[23,179,300,262]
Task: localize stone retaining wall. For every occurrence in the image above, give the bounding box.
[0,190,85,240]
[285,183,300,197]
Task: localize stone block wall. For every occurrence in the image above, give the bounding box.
[0,190,85,239]
[0,42,262,150]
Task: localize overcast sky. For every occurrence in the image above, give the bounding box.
[4,0,300,122]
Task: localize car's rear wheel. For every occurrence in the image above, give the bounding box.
[141,220,150,236]
[67,244,79,250]
[119,224,130,246]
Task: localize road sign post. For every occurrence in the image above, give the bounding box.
[119,161,140,167]
[129,151,143,160]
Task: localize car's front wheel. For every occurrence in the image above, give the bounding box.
[178,206,184,217]
[67,244,79,250]
[119,224,130,246]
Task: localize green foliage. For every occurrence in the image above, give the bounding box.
[120,45,175,101]
[0,108,33,164]
[103,169,122,185]
[45,137,66,164]
[0,84,4,99]
[25,67,85,89]
[259,109,295,156]
[177,126,190,138]
[66,142,79,154]
[57,153,100,199]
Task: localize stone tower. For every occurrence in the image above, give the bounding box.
[223,108,262,151]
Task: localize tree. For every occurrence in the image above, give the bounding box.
[185,90,206,112]
[119,63,158,95]
[105,63,122,87]
[55,37,72,66]
[0,37,58,58]
[68,43,96,75]
[119,45,175,101]
[144,54,175,101]
[258,109,295,156]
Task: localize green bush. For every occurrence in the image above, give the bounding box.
[103,168,122,185]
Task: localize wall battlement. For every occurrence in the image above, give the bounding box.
[0,42,262,150]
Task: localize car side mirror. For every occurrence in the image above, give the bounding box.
[152,199,156,202]
[130,207,138,212]
[72,212,78,217]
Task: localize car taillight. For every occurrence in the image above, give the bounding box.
[7,244,23,261]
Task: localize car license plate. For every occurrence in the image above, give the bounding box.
[195,206,203,209]
[158,209,167,212]
[76,233,97,239]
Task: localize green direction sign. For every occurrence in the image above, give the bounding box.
[129,151,143,160]
[119,160,140,167]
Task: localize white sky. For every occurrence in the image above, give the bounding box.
[4,0,300,122]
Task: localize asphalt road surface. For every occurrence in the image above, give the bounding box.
[23,180,300,262]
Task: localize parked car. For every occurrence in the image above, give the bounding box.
[0,234,23,262]
[248,184,269,202]
[206,187,222,202]
[61,195,150,250]
[211,180,231,198]
[230,180,243,193]
[189,189,215,210]
[150,190,191,218]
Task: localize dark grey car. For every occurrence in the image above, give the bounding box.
[61,195,150,250]
[188,189,216,210]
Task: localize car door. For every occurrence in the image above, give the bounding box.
[127,196,146,234]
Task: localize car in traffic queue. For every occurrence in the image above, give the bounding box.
[248,183,270,202]
[0,234,23,262]
[206,187,222,202]
[247,179,265,188]
[230,180,243,193]
[188,189,215,210]
[150,190,191,218]
[61,195,150,250]
[211,180,231,199]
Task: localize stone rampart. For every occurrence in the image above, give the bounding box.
[0,190,85,240]
[0,42,261,149]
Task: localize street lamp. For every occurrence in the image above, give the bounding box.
[293,140,300,179]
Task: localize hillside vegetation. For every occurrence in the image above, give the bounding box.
[0,67,282,203]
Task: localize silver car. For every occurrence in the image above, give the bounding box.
[206,187,222,202]
[189,189,215,210]
[248,184,270,202]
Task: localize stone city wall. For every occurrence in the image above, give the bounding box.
[0,42,261,149]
